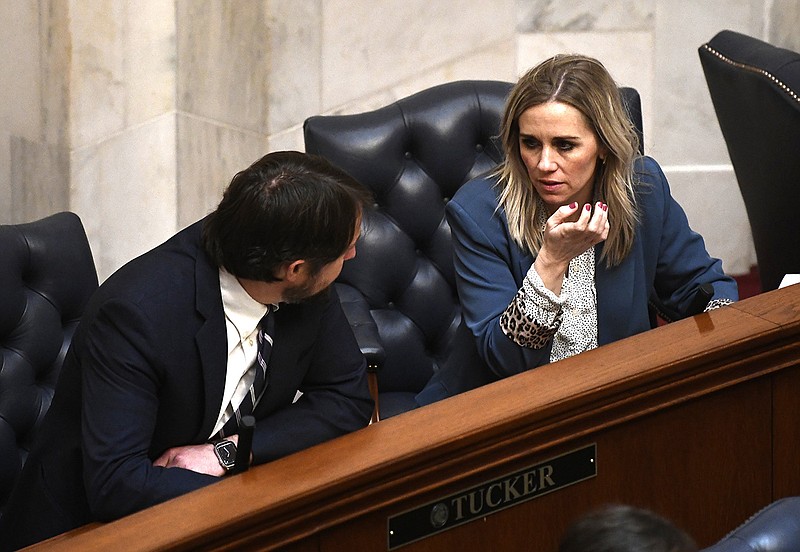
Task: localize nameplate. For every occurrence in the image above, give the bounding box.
[387,443,597,549]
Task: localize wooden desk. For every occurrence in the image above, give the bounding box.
[35,285,800,551]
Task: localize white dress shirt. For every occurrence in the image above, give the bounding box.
[209,268,269,439]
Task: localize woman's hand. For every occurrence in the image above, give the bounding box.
[534,202,609,294]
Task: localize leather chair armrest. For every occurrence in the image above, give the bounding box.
[701,497,800,551]
[649,284,716,325]
[336,283,385,422]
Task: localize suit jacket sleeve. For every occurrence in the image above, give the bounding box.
[638,157,739,315]
[446,186,552,379]
[250,287,372,463]
[81,297,219,522]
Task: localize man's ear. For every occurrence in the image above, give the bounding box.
[283,260,307,282]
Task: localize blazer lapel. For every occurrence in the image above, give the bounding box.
[193,252,228,441]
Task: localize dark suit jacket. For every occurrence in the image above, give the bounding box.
[0,219,372,550]
[417,157,739,403]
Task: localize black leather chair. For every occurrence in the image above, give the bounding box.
[701,497,800,551]
[304,80,643,420]
[0,212,98,511]
[699,30,800,292]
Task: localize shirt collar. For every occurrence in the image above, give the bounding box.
[219,268,270,340]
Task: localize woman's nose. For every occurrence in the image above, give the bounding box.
[537,147,557,171]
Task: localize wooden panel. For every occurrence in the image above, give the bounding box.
[320,378,772,551]
[34,285,800,552]
[774,365,800,498]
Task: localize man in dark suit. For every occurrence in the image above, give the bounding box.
[0,151,374,550]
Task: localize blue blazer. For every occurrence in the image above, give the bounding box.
[0,219,372,550]
[417,157,738,404]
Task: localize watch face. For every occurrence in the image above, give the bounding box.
[215,440,237,468]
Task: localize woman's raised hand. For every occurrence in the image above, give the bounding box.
[533,202,609,294]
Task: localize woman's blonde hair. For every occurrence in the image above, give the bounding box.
[497,54,640,267]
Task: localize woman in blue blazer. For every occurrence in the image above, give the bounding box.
[417,54,738,403]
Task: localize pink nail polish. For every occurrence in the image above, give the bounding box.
[585,204,591,211]
[602,204,608,212]
[569,202,577,209]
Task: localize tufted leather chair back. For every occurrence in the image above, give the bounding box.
[699,30,800,292]
[0,212,98,510]
[304,80,643,418]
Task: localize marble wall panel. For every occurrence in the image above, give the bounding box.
[125,2,177,125]
[516,32,654,152]
[517,0,654,32]
[0,0,70,225]
[176,113,270,228]
[0,132,10,222]
[651,0,757,164]
[390,39,517,105]
[320,0,515,112]
[70,1,129,148]
[41,0,72,146]
[268,124,306,154]
[665,167,756,275]
[71,115,177,281]
[71,1,176,149]
[177,0,270,135]
[0,1,42,142]
[326,38,517,120]
[768,0,800,52]
[266,0,322,134]
[10,136,69,224]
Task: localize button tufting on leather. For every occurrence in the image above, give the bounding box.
[0,212,99,508]
[475,144,484,152]
[404,151,412,159]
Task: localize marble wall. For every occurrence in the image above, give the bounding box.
[0,0,796,280]
[0,0,70,225]
[68,1,178,277]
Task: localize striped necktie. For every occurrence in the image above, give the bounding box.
[216,308,275,439]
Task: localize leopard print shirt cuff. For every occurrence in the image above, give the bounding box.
[704,298,734,311]
[499,266,564,349]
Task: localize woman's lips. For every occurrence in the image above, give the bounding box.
[538,179,562,190]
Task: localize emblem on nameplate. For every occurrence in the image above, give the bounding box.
[429,503,449,528]
[387,444,597,550]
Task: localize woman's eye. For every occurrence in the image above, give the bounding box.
[521,138,540,149]
[556,140,575,151]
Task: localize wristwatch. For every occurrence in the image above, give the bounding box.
[213,439,237,472]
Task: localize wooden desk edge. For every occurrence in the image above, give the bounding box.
[32,286,800,551]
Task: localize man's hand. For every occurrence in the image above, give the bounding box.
[153,435,239,477]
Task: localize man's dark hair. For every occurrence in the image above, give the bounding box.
[558,504,697,552]
[203,150,370,281]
